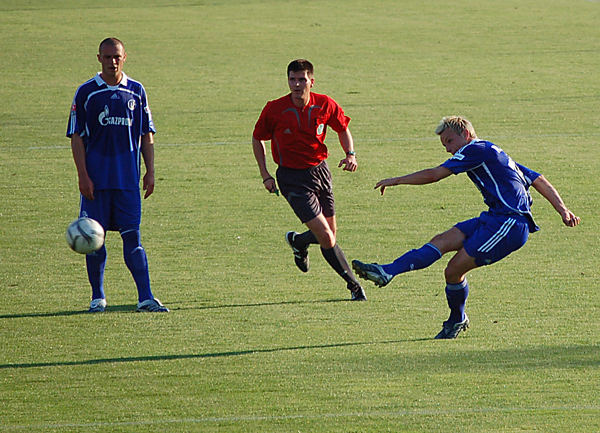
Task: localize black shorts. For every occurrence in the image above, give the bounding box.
[276,161,335,223]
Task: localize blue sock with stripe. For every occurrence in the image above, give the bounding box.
[381,243,442,276]
[122,229,154,302]
[86,245,107,300]
[445,279,469,323]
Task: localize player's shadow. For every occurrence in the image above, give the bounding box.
[0,338,427,370]
[0,298,353,320]
[178,297,353,311]
[0,304,138,319]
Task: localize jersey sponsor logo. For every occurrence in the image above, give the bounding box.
[127,99,136,111]
[98,105,132,127]
[316,124,325,135]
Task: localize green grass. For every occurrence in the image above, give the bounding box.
[1,0,599,431]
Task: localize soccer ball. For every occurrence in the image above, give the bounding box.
[66,217,105,254]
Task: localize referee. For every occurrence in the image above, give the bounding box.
[252,59,366,301]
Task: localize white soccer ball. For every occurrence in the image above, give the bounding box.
[66,217,105,254]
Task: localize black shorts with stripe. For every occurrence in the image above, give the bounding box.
[276,161,335,223]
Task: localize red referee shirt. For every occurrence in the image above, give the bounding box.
[253,92,350,169]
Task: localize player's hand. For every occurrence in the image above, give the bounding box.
[143,172,155,199]
[374,177,397,195]
[338,154,357,172]
[79,175,95,200]
[263,176,279,196]
[561,210,581,227]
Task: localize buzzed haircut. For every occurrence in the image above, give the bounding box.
[287,59,314,77]
[99,37,124,54]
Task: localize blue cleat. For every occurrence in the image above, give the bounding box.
[351,260,393,287]
[434,314,470,339]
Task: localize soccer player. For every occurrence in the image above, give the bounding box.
[252,59,367,301]
[353,116,580,337]
[67,38,168,312]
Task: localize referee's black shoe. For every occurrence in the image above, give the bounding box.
[286,231,309,273]
[348,281,367,301]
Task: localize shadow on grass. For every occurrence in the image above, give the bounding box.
[0,338,429,370]
[0,298,353,320]
[0,304,137,319]
[2,340,598,371]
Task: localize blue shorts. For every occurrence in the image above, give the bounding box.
[455,212,529,266]
[80,189,141,232]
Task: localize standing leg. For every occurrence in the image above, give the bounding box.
[305,214,366,300]
[86,245,107,312]
[435,248,478,339]
[121,229,153,302]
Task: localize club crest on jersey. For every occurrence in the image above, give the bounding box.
[317,124,325,135]
[128,99,136,111]
[98,105,132,127]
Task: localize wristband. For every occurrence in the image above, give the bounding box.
[263,176,274,183]
[346,151,356,156]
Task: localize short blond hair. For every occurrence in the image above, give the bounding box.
[435,116,477,139]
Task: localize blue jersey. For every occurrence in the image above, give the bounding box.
[441,139,541,232]
[67,73,156,190]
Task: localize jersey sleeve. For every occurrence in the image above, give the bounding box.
[516,163,541,185]
[140,84,156,135]
[253,102,273,141]
[325,97,350,133]
[440,143,483,174]
[66,88,87,138]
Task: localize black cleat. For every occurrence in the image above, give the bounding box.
[286,231,309,272]
[348,281,367,301]
[434,314,470,339]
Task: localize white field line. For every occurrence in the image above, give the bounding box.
[2,405,599,431]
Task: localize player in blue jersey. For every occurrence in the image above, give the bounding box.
[352,116,579,338]
[67,37,168,313]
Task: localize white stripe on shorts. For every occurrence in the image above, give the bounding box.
[477,217,516,253]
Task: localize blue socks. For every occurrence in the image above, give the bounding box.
[85,230,153,303]
[381,243,442,276]
[445,279,469,323]
[86,245,107,300]
[121,229,154,302]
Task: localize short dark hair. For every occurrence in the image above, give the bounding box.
[99,37,124,54]
[287,59,313,77]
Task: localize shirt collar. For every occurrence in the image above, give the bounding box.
[94,72,128,88]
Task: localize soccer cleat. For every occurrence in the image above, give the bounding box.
[348,281,367,301]
[434,314,470,339]
[136,298,169,312]
[88,298,107,313]
[351,260,393,287]
[286,231,309,272]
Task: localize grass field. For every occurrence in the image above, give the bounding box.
[1,0,599,431]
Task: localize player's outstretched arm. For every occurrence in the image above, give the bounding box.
[375,166,452,195]
[531,175,580,227]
